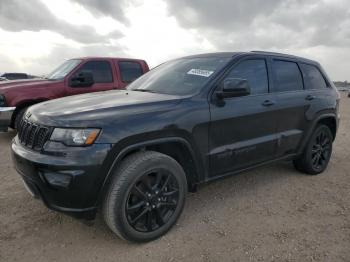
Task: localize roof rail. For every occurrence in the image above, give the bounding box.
[250,50,294,56]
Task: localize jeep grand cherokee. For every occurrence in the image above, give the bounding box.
[12,52,340,242]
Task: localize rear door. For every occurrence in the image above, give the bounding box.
[117,60,145,89]
[269,58,310,157]
[66,60,116,96]
[209,57,279,177]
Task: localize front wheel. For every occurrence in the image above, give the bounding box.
[14,107,28,129]
[293,124,333,175]
[103,151,187,242]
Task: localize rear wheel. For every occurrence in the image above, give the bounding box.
[293,124,333,175]
[103,151,187,242]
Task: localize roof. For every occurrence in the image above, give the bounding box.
[72,57,147,62]
[182,51,318,64]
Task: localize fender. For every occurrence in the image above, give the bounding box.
[296,113,338,155]
[96,136,204,204]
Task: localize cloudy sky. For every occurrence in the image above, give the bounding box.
[0,0,349,80]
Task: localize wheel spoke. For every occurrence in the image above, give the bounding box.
[146,211,153,231]
[132,185,147,200]
[152,172,163,190]
[130,208,148,225]
[160,175,170,192]
[127,200,145,212]
[162,189,179,197]
[155,208,165,226]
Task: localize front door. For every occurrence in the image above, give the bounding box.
[209,58,278,177]
[66,60,116,96]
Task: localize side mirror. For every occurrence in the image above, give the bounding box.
[70,71,94,87]
[216,78,251,99]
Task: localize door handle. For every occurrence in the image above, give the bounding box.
[262,100,275,106]
[305,95,315,101]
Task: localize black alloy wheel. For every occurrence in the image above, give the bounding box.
[126,169,180,232]
[293,124,333,175]
[310,128,332,171]
[103,151,187,242]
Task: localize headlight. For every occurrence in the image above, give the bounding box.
[50,128,101,146]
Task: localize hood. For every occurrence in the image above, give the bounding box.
[0,78,57,92]
[28,90,183,127]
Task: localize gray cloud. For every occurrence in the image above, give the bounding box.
[165,0,350,50]
[18,42,128,76]
[0,0,122,44]
[164,0,350,79]
[72,0,129,23]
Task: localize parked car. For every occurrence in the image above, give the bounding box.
[11,52,340,242]
[0,57,149,131]
[1,73,31,80]
[0,77,8,81]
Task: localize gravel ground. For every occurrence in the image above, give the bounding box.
[0,93,349,262]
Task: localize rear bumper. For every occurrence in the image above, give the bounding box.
[0,107,15,132]
[11,136,113,219]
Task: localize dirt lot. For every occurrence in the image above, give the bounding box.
[0,93,349,262]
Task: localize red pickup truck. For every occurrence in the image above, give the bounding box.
[0,57,149,131]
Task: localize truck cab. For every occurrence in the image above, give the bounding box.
[0,57,149,131]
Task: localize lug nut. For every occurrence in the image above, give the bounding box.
[146,202,150,206]
[152,205,155,209]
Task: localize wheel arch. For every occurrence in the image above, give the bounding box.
[10,99,48,127]
[97,137,203,205]
[297,113,338,155]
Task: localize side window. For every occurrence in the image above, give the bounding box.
[225,59,268,95]
[300,64,328,89]
[272,60,303,92]
[76,61,113,83]
[119,61,143,83]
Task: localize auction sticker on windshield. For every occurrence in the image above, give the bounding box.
[187,69,214,77]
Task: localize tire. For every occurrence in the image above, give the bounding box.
[293,124,333,175]
[14,107,27,129]
[103,151,187,242]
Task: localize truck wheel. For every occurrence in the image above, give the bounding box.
[14,107,27,129]
[103,151,187,242]
[293,124,333,175]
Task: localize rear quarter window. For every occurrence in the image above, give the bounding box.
[272,60,303,92]
[300,64,328,89]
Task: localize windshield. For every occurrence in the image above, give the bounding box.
[127,57,231,95]
[46,59,82,80]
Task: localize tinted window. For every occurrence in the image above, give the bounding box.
[119,62,143,83]
[272,60,303,92]
[76,61,113,83]
[300,64,328,89]
[225,59,268,94]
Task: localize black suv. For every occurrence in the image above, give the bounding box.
[11,52,340,242]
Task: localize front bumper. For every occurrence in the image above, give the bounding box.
[0,107,15,132]
[11,136,113,219]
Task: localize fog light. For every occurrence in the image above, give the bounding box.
[41,171,73,189]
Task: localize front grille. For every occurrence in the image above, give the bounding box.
[17,119,51,151]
